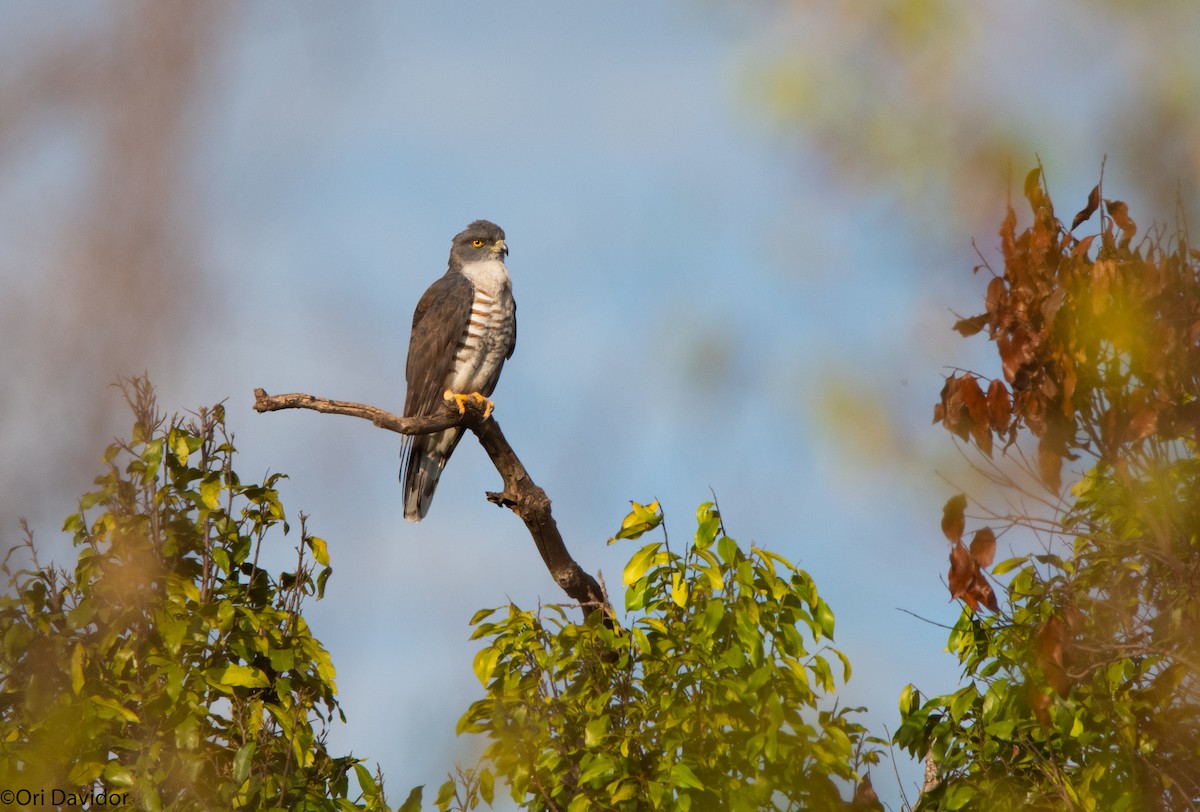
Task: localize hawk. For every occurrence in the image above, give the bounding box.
[400,220,516,522]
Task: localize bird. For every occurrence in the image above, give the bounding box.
[400,220,516,522]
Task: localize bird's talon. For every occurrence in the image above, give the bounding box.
[443,390,495,418]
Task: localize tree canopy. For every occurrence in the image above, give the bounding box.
[899,171,1200,809]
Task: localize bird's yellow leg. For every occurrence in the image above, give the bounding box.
[443,390,495,418]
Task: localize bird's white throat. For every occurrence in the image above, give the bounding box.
[459,258,510,297]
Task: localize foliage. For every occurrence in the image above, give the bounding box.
[899,172,1200,809]
[445,500,882,811]
[0,377,393,811]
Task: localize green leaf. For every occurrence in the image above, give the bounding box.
[469,607,500,626]
[207,664,270,690]
[70,642,85,695]
[669,762,705,790]
[578,755,616,785]
[622,542,663,586]
[717,535,739,565]
[435,780,456,807]
[200,474,222,510]
[102,762,135,788]
[91,696,140,723]
[473,646,500,687]
[233,742,256,785]
[307,535,330,567]
[171,429,191,465]
[68,761,104,786]
[613,499,663,541]
[79,488,109,511]
[814,599,836,639]
[479,769,494,806]
[670,570,689,607]
[584,715,609,747]
[398,785,424,812]
[990,556,1026,576]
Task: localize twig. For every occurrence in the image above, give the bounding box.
[252,388,609,619]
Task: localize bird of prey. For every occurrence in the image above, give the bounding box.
[400,220,516,522]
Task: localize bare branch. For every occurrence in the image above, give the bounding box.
[252,388,609,619]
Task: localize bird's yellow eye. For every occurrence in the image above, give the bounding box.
[472,239,485,247]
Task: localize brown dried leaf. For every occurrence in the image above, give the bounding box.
[1038,439,1063,492]
[1000,329,1037,384]
[1070,233,1097,259]
[972,571,999,612]
[1028,682,1052,726]
[1105,199,1137,237]
[948,542,972,596]
[1036,616,1073,696]
[941,494,967,544]
[1039,288,1066,333]
[1128,406,1158,442]
[959,376,989,427]
[1070,185,1100,231]
[956,376,992,455]
[986,379,1011,433]
[969,528,996,569]
[1024,167,1044,210]
[985,277,1006,316]
[953,313,989,337]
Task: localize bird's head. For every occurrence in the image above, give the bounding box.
[452,220,508,262]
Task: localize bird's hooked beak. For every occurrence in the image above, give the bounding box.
[491,239,508,258]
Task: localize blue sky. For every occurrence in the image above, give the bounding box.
[4,2,1197,807]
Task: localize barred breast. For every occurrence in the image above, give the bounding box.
[448,259,515,396]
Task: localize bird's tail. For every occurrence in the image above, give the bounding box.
[400,427,463,522]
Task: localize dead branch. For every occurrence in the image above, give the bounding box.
[253,388,608,619]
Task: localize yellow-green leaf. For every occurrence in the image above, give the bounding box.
[172,430,190,465]
[200,475,221,510]
[208,664,270,690]
[70,642,85,695]
[671,571,689,607]
[622,542,663,586]
[670,762,704,790]
[68,761,104,786]
[473,646,500,687]
[91,696,140,723]
[307,535,330,567]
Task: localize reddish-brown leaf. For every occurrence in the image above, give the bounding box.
[985,277,1006,316]
[1070,234,1097,259]
[1000,329,1037,383]
[1038,440,1063,492]
[971,571,999,613]
[969,528,996,568]
[1128,406,1158,442]
[948,542,973,599]
[1039,288,1067,333]
[941,494,968,544]
[1105,199,1137,237]
[959,376,989,428]
[939,376,972,442]
[932,402,945,425]
[1060,357,1077,418]
[986,379,1011,433]
[1070,185,1100,231]
[953,313,989,337]
[1024,167,1044,210]
[1028,682,1052,726]
[1036,616,1073,696]
[954,376,992,455]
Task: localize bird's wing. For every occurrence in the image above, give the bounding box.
[404,271,474,417]
[506,285,516,360]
